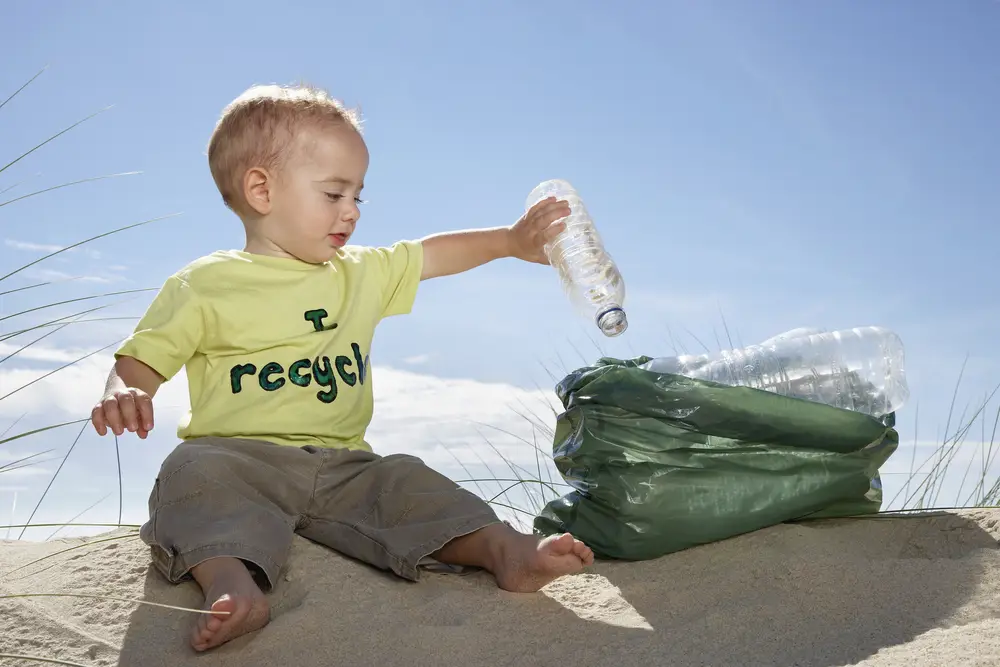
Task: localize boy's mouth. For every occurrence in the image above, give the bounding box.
[328,233,349,247]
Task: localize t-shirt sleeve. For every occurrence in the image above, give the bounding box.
[115,273,204,381]
[370,240,424,319]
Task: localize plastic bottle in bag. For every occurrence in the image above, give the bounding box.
[525,179,627,337]
[641,326,909,417]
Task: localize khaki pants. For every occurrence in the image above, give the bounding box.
[139,437,501,589]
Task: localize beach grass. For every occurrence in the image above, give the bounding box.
[0,66,206,665]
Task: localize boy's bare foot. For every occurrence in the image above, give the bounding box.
[493,532,594,593]
[189,557,270,652]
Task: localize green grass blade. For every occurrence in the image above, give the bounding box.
[485,480,564,504]
[17,421,89,539]
[441,439,489,500]
[453,477,568,493]
[0,592,226,616]
[0,419,90,448]
[0,456,64,474]
[486,500,539,519]
[114,434,123,527]
[719,307,735,350]
[929,383,1000,507]
[0,449,55,473]
[0,305,138,342]
[0,280,67,297]
[0,65,47,113]
[0,413,27,439]
[3,531,139,576]
[0,171,141,208]
[969,403,1000,505]
[0,289,155,325]
[0,105,112,177]
[46,492,114,541]
[0,654,92,667]
[566,337,590,367]
[0,316,139,342]
[0,523,140,531]
[0,339,122,404]
[0,212,179,284]
[0,179,26,196]
[0,312,84,366]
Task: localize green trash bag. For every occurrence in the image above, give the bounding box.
[533,356,899,561]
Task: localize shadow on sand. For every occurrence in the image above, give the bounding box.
[116,510,1000,667]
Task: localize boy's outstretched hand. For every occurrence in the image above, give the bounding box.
[507,196,571,265]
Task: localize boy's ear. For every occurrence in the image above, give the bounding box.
[243,167,273,215]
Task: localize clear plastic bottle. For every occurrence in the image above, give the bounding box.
[525,179,628,337]
[641,326,909,417]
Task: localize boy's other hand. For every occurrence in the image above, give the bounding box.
[508,196,571,265]
[92,387,154,439]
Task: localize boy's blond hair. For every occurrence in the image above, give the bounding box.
[207,83,363,214]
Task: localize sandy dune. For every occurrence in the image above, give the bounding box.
[2,509,1000,666]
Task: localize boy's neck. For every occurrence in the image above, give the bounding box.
[241,216,294,260]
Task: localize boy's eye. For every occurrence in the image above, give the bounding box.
[326,193,366,205]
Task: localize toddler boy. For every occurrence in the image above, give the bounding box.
[90,83,593,653]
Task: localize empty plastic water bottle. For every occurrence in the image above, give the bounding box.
[525,179,628,337]
[641,326,909,417]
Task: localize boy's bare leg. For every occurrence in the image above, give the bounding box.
[431,522,594,592]
[188,556,270,652]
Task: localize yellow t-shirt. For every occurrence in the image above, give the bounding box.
[115,241,423,451]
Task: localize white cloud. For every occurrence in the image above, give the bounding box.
[30,268,120,285]
[0,341,102,365]
[5,240,65,253]
[402,354,432,365]
[5,238,102,260]
[0,352,190,421]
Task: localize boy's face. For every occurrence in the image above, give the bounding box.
[249,122,370,264]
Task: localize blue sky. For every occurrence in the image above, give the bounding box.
[2,1,999,537]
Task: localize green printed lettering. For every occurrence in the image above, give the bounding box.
[304,308,330,332]
[335,355,357,386]
[351,343,367,384]
[289,359,312,387]
[259,362,285,391]
[230,363,257,394]
[312,355,338,403]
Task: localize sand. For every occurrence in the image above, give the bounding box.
[2,509,1000,667]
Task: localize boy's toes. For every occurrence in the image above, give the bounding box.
[192,596,235,649]
[190,592,268,652]
[546,533,577,555]
[573,541,594,564]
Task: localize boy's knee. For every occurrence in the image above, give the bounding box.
[160,439,206,472]
[157,438,238,485]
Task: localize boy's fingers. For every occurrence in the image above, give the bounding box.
[528,197,569,226]
[91,406,107,436]
[101,398,125,435]
[543,220,567,242]
[133,390,155,431]
[534,198,569,222]
[116,391,139,432]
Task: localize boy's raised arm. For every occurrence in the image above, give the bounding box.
[419,196,570,280]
